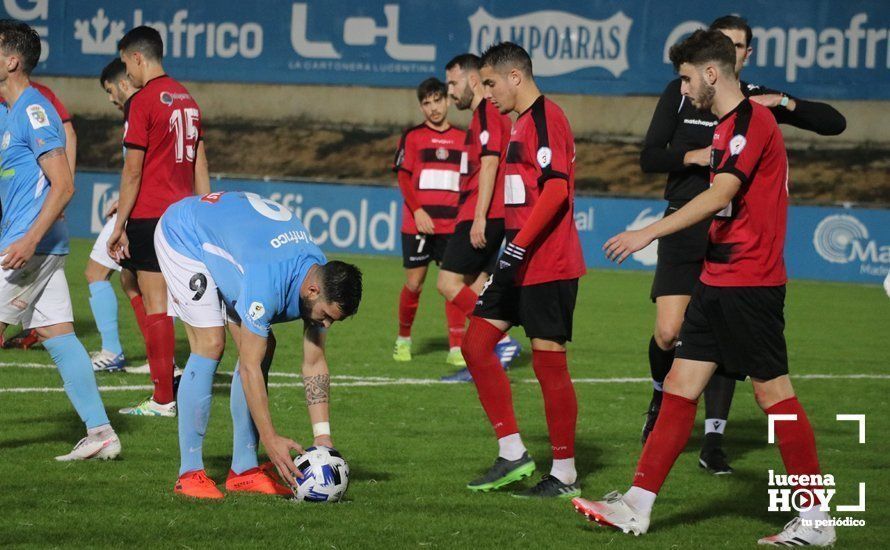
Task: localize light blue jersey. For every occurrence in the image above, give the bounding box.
[0,86,69,255]
[161,191,326,337]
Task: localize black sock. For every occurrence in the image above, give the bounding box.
[648,336,674,391]
[702,374,737,451]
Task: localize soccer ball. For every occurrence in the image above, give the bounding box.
[292,446,349,502]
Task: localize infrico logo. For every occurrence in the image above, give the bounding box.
[468,8,632,77]
[813,214,890,276]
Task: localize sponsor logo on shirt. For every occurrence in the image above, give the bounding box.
[248,301,266,321]
[26,104,49,129]
[683,118,718,127]
[160,92,174,106]
[729,135,747,156]
[435,147,448,160]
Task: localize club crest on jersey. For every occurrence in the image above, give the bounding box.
[536,146,552,168]
[435,147,448,161]
[479,130,490,146]
[1,132,9,150]
[160,92,174,106]
[26,104,49,129]
[248,301,266,321]
[729,135,747,156]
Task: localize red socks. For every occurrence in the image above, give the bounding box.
[766,397,822,498]
[633,391,698,494]
[398,286,421,338]
[532,350,577,459]
[445,301,466,348]
[461,317,517,438]
[130,295,148,339]
[145,313,176,404]
[451,285,478,318]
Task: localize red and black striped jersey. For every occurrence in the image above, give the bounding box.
[393,123,465,234]
[458,98,510,222]
[503,96,585,286]
[704,99,788,287]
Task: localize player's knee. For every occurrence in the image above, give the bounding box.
[436,276,457,300]
[405,280,424,294]
[196,333,225,360]
[654,323,681,350]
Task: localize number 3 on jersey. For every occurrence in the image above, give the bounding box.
[169,108,200,163]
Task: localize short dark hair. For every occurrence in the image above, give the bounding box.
[445,53,482,73]
[319,261,363,318]
[709,15,753,47]
[669,29,736,74]
[118,25,163,61]
[480,42,533,77]
[416,77,447,102]
[100,58,127,87]
[0,19,41,75]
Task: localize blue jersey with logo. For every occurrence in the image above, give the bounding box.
[161,191,326,337]
[0,86,69,255]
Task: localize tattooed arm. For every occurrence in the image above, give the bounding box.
[302,323,333,448]
[2,147,73,269]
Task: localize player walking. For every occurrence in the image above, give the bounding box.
[107,26,210,416]
[574,30,836,546]
[437,54,521,382]
[155,191,362,499]
[462,43,585,498]
[0,19,120,460]
[639,15,846,474]
[392,78,466,365]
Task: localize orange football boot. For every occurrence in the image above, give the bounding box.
[174,470,224,499]
[226,465,293,496]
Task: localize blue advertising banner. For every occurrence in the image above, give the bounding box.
[2,1,888,99]
[70,172,890,285]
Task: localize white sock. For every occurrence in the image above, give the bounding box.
[550,458,577,485]
[497,433,526,461]
[799,507,829,522]
[705,418,727,435]
[624,486,657,516]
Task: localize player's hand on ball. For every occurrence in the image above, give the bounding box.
[265,433,304,488]
[1,237,38,270]
[603,229,654,264]
[413,208,435,235]
[493,242,526,286]
[470,217,487,249]
[313,435,334,449]
[106,227,130,262]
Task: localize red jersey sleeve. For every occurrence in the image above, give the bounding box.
[392,129,416,174]
[32,82,71,122]
[480,101,505,157]
[123,95,150,151]
[714,105,771,185]
[538,109,572,186]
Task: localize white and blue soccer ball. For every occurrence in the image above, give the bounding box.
[292,446,349,502]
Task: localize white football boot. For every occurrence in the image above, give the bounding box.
[572,491,650,536]
[119,397,177,417]
[758,517,836,546]
[55,431,121,461]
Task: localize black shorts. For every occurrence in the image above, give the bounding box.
[674,283,788,381]
[650,204,711,302]
[401,232,449,269]
[474,278,578,343]
[440,219,505,275]
[121,218,161,273]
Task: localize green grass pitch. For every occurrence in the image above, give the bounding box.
[0,239,888,548]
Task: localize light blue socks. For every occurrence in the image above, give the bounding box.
[44,333,110,429]
[88,281,122,355]
[177,353,219,476]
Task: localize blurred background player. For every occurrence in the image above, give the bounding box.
[639,14,846,474]
[577,29,835,546]
[392,78,465,365]
[107,26,210,417]
[87,58,143,373]
[0,19,120,460]
[462,42,586,498]
[1,66,78,350]
[437,54,521,382]
[155,191,362,499]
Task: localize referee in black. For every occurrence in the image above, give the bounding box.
[640,15,845,474]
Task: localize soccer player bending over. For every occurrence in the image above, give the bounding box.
[0,19,120,460]
[156,191,362,499]
[574,30,835,546]
[391,79,466,366]
[463,42,586,498]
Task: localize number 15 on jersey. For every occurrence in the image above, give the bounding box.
[169,108,200,163]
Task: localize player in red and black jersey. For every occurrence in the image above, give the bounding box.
[463,42,586,498]
[391,78,465,364]
[639,15,846,475]
[576,30,835,546]
[436,53,521,382]
[107,26,210,417]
